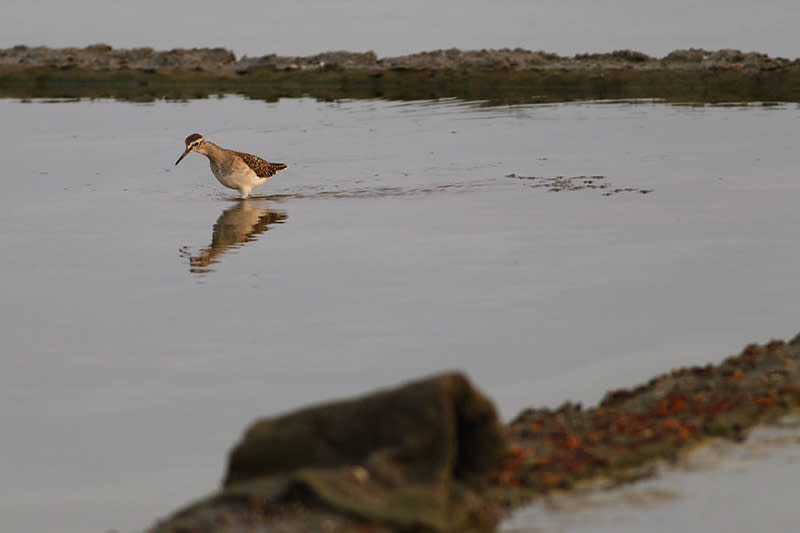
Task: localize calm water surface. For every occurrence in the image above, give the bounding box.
[2,96,800,532]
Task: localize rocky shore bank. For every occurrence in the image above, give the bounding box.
[2,45,800,103]
[2,45,798,72]
[151,333,800,532]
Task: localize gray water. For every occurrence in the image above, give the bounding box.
[2,96,800,532]
[3,0,800,59]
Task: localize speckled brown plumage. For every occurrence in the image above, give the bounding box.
[233,151,287,178]
[175,133,288,198]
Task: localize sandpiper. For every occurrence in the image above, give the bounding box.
[175,133,287,198]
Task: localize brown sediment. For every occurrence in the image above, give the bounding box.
[2,45,800,103]
[489,337,800,510]
[151,334,800,532]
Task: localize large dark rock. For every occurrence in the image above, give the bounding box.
[155,372,508,532]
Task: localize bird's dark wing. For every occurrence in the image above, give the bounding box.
[236,151,288,178]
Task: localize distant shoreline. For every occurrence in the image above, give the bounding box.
[2,45,800,103]
[2,45,799,72]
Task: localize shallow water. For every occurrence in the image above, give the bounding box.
[2,96,800,532]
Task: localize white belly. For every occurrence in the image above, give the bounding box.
[210,160,266,191]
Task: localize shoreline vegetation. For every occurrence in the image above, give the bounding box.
[2,45,800,103]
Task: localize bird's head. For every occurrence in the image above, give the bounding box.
[175,133,205,165]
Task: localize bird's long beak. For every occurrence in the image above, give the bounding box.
[175,148,191,166]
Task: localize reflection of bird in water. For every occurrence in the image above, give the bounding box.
[180,199,287,273]
[175,133,288,198]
